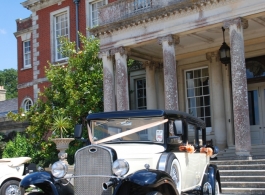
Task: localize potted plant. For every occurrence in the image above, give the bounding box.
[51,114,74,164]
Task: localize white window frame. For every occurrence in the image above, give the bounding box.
[184,67,212,132]
[86,0,107,29]
[23,40,31,68]
[50,7,70,63]
[22,98,33,112]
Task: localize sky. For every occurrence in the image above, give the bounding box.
[0,1,31,71]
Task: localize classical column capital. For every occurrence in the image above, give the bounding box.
[223,17,248,29]
[98,49,111,59]
[206,51,219,63]
[143,61,158,70]
[158,34,180,45]
[110,47,129,56]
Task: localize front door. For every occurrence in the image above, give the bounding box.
[248,83,265,145]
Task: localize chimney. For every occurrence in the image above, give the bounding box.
[0,86,6,101]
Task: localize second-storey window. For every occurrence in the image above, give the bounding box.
[54,11,69,61]
[185,67,211,128]
[23,40,31,68]
[90,0,106,28]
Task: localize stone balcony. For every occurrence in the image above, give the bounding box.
[92,0,214,34]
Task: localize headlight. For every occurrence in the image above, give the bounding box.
[51,161,68,178]
[112,159,129,177]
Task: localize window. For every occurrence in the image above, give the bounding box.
[90,0,106,28]
[22,98,33,112]
[23,40,31,68]
[136,78,147,109]
[53,11,69,61]
[185,67,211,127]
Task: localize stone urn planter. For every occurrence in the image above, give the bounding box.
[52,138,74,164]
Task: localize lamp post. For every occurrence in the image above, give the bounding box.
[219,27,231,65]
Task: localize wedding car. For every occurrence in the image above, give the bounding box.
[0,156,36,195]
[20,110,221,195]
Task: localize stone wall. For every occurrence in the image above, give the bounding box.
[0,117,28,135]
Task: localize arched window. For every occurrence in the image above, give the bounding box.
[22,98,33,112]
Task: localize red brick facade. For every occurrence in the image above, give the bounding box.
[15,0,101,109]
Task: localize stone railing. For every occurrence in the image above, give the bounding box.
[98,0,193,26]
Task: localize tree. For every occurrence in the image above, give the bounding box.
[0,68,17,99]
[7,34,103,166]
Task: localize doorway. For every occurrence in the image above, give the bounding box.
[248,83,265,145]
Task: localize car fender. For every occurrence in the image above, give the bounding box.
[20,171,74,195]
[0,174,24,187]
[114,169,178,195]
[203,164,222,193]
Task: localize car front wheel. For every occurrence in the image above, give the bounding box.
[0,180,24,195]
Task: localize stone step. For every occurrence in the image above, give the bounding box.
[217,164,265,170]
[222,188,265,194]
[221,176,265,182]
[221,181,265,188]
[219,170,265,176]
[211,159,265,165]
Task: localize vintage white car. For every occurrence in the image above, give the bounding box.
[0,156,36,195]
[20,110,221,195]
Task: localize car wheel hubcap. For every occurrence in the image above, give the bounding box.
[5,185,20,195]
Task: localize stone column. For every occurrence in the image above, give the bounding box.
[157,64,165,109]
[224,18,251,157]
[206,52,227,150]
[144,61,157,109]
[99,50,115,112]
[158,35,179,110]
[111,47,129,111]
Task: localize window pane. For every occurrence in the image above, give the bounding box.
[186,79,194,89]
[186,71,193,79]
[194,78,202,87]
[188,97,196,108]
[187,89,194,97]
[194,69,201,78]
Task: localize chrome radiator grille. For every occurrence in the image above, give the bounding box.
[74,145,113,195]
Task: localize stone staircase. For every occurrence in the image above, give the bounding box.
[210,145,265,194]
[216,145,265,160]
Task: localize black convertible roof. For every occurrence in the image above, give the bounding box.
[86,110,206,129]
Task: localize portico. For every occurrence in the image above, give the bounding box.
[93,0,265,156]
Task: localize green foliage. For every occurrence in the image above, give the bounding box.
[51,114,71,138]
[0,68,18,99]
[2,132,35,158]
[0,133,6,158]
[6,34,103,166]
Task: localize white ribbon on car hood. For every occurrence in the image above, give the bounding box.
[87,119,168,144]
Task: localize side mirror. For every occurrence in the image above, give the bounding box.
[174,120,183,135]
[74,124,83,139]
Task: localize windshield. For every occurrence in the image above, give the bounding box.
[91,117,165,143]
